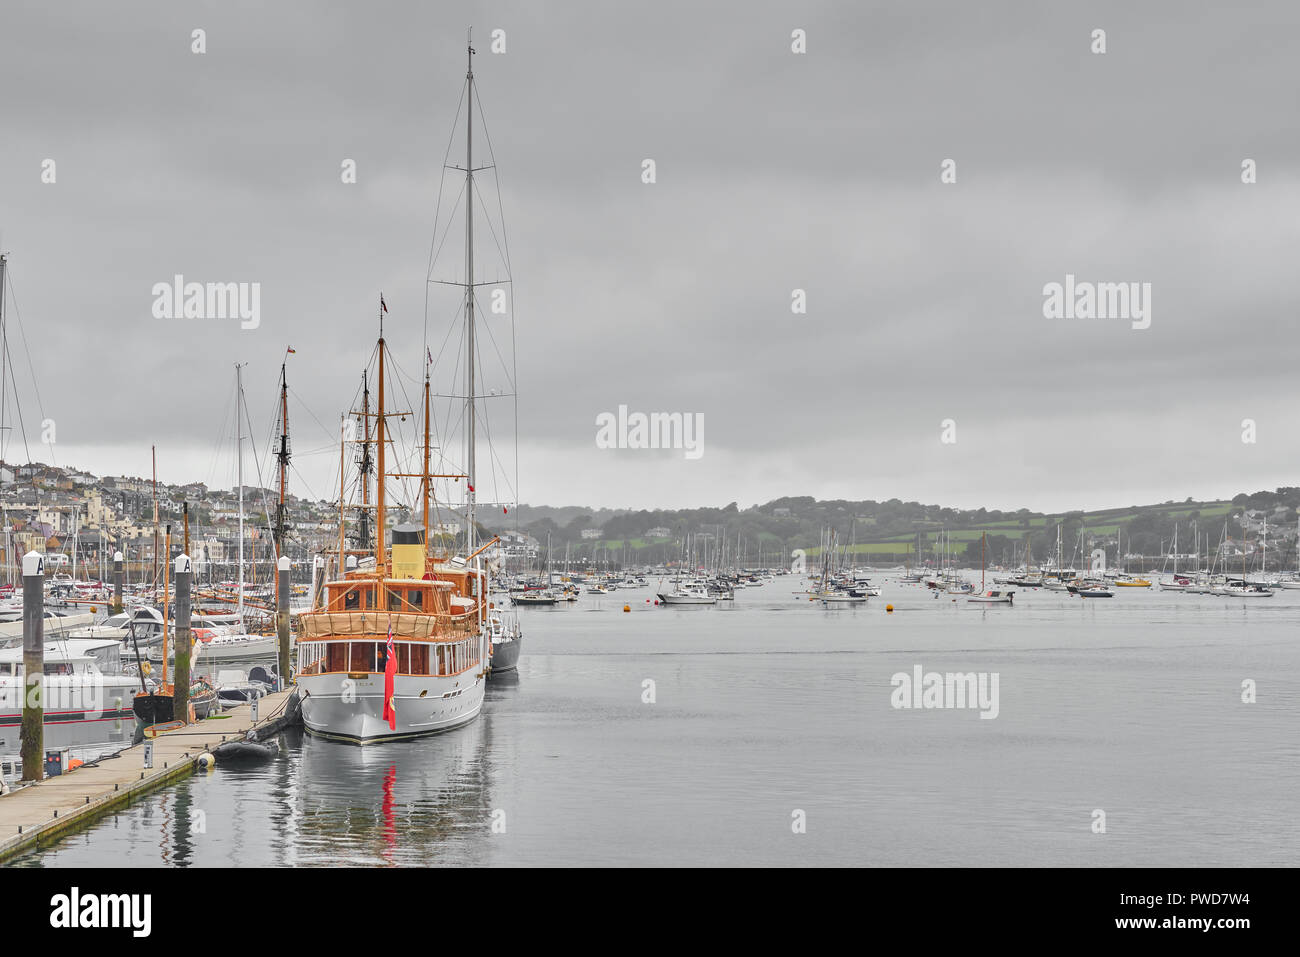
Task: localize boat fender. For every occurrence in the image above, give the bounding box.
[198,752,216,770]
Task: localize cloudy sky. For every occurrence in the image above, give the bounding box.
[1,1,1297,513]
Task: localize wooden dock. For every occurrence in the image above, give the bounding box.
[0,687,300,863]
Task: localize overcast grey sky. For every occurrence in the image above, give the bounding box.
[1,1,1297,513]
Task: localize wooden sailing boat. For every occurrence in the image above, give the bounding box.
[132,527,219,728]
[296,295,496,743]
[968,531,1014,603]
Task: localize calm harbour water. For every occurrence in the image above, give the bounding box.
[11,577,1300,867]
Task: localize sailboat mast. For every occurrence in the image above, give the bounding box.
[376,299,387,571]
[275,359,290,605]
[162,527,170,688]
[423,375,432,554]
[464,35,477,554]
[337,415,347,571]
[275,362,290,555]
[359,372,371,549]
[236,363,245,626]
[151,446,159,596]
[0,254,6,466]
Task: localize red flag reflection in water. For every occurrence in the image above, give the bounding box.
[381,764,397,862]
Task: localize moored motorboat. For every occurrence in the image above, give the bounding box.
[657,583,716,604]
[1,639,139,759]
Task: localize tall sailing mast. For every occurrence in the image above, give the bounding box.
[358,371,372,550]
[274,357,292,606]
[464,35,478,555]
[0,254,6,586]
[375,296,387,571]
[274,359,291,558]
[0,254,7,470]
[423,372,432,553]
[235,363,246,626]
[151,446,159,595]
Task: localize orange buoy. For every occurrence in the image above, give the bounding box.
[623,605,631,612]
[885,604,894,613]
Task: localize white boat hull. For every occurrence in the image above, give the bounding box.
[149,635,285,662]
[1,675,140,760]
[298,670,485,744]
[657,593,716,604]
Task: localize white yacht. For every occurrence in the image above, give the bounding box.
[0,639,139,760]
[657,582,717,604]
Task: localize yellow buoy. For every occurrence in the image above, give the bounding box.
[885,604,894,613]
[141,661,152,676]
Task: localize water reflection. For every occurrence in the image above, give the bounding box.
[290,718,493,866]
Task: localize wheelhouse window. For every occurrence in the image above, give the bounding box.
[351,642,377,672]
[326,643,348,672]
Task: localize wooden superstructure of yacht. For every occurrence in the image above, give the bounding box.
[295,306,498,743]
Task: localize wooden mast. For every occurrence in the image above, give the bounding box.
[162,526,171,691]
[359,372,371,550]
[151,446,159,598]
[375,296,386,577]
[423,375,431,557]
[274,355,291,606]
[337,414,346,575]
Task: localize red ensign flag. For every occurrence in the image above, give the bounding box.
[382,625,398,731]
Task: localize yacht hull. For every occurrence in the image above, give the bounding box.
[489,636,521,674]
[299,671,485,744]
